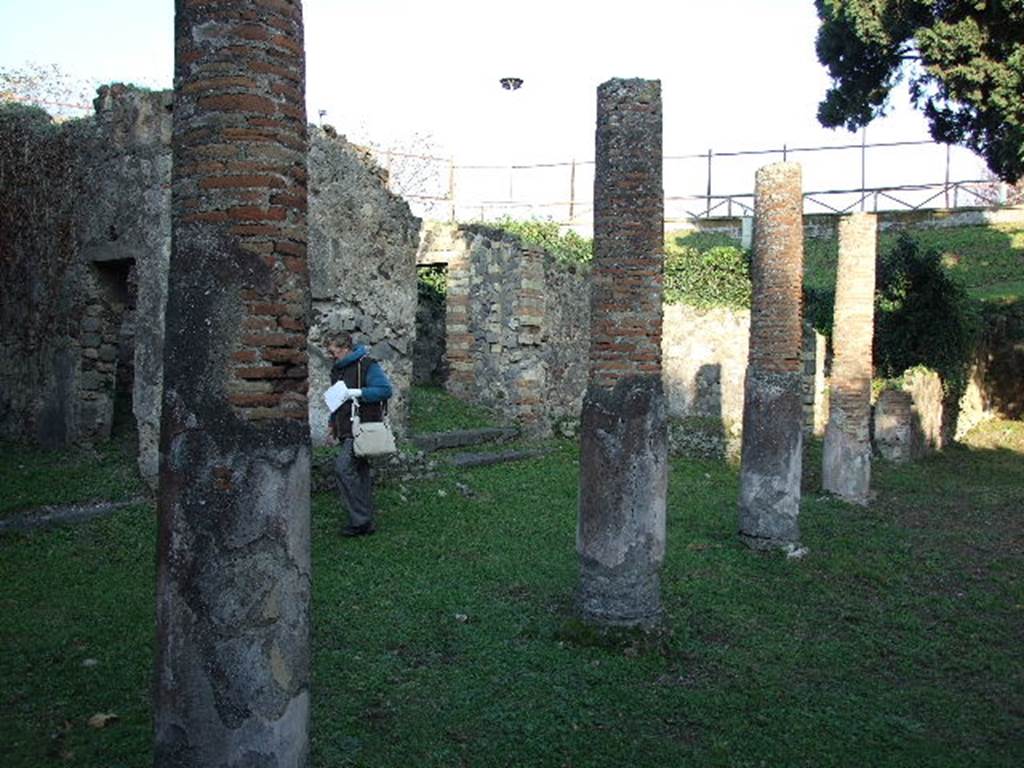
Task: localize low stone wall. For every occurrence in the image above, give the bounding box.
[873,368,950,462]
[663,305,748,434]
[681,205,1024,241]
[663,304,825,449]
[541,257,590,431]
[957,309,1024,437]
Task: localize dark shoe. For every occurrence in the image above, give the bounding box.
[341,522,376,537]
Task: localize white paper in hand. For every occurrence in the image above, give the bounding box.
[324,381,350,413]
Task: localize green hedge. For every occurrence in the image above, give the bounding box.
[487,217,593,265]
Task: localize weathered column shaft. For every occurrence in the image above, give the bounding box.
[155,1,311,766]
[823,213,876,503]
[738,162,804,550]
[577,79,667,627]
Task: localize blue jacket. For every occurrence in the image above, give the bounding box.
[332,345,393,403]
[329,345,392,439]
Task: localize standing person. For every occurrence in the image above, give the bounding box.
[325,332,393,537]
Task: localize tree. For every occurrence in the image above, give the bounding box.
[815,1,1024,182]
[0,62,93,120]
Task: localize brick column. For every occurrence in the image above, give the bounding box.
[738,162,804,551]
[155,2,311,765]
[577,79,667,627]
[823,213,876,504]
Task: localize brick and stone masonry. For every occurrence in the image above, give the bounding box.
[577,79,668,627]
[738,162,805,550]
[822,213,876,504]
[155,2,311,765]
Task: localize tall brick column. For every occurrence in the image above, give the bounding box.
[577,79,667,627]
[822,212,876,504]
[155,2,311,765]
[738,163,805,551]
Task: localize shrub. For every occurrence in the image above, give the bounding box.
[417,265,447,304]
[874,234,978,395]
[664,241,751,309]
[488,217,593,265]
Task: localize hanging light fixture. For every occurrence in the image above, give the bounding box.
[499,77,524,91]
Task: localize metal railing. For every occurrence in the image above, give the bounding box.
[372,138,1008,226]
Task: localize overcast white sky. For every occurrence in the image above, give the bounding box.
[0,0,988,217]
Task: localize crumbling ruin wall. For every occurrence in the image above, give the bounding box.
[1,96,417,463]
[662,303,824,458]
[418,221,829,443]
[541,256,590,432]
[0,104,83,448]
[0,86,172,469]
[418,222,590,435]
[307,128,419,445]
[78,86,173,478]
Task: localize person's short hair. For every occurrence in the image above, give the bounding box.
[325,330,353,350]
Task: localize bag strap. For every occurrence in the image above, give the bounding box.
[350,359,361,424]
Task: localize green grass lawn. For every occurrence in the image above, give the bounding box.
[408,385,501,434]
[804,224,1024,303]
[2,409,1022,766]
[0,435,145,518]
[671,223,1024,305]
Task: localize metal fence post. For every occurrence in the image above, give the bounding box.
[860,129,867,212]
[569,158,577,225]
[944,144,951,208]
[448,159,456,222]
[706,149,712,217]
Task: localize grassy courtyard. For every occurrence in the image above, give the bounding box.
[1,405,1022,767]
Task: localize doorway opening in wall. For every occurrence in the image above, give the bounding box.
[413,264,448,386]
[86,258,138,443]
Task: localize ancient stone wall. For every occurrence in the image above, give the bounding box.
[1,97,415,460]
[79,86,173,478]
[541,256,590,431]
[0,104,84,448]
[957,309,1024,436]
[873,368,948,462]
[662,303,824,458]
[418,222,829,445]
[418,221,590,435]
[0,86,172,471]
[663,305,749,430]
[307,128,419,444]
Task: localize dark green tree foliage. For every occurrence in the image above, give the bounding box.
[815,0,1024,182]
[874,234,976,390]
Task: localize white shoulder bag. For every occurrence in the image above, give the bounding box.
[350,361,397,458]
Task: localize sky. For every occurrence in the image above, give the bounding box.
[0,0,989,220]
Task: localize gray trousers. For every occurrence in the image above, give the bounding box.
[335,438,375,528]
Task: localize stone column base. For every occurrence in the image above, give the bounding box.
[738,368,803,549]
[577,375,667,627]
[822,417,871,505]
